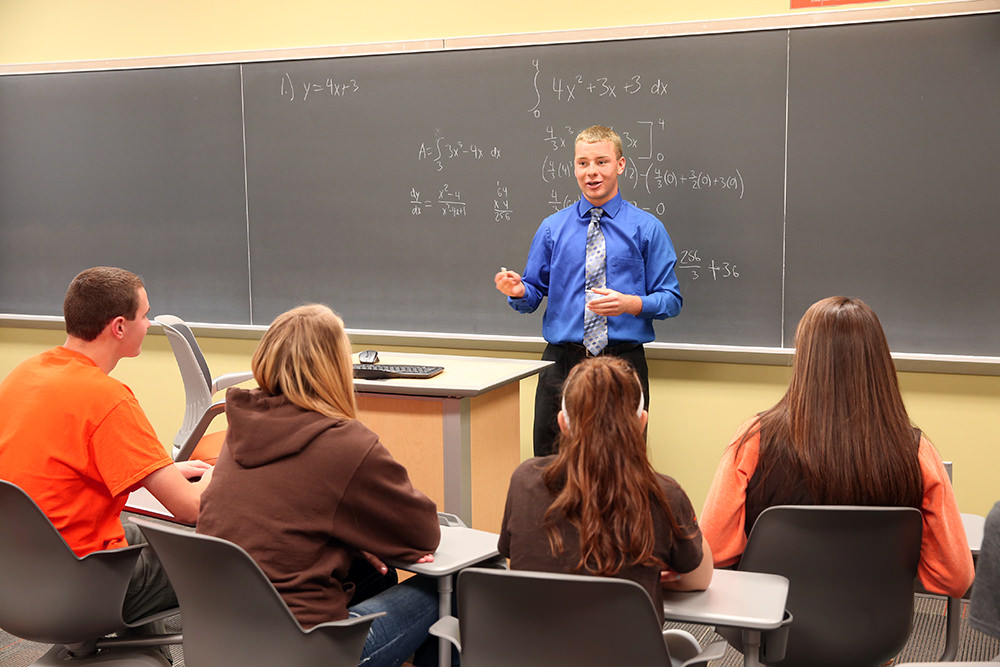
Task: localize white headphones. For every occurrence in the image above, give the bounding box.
[561,380,645,429]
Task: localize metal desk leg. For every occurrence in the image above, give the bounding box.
[741,629,763,667]
[437,574,454,667]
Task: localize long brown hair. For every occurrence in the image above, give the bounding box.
[252,304,357,421]
[542,356,692,575]
[743,296,922,507]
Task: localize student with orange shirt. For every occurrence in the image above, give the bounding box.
[0,267,212,634]
[700,296,974,598]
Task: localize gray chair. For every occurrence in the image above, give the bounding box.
[0,480,179,666]
[726,505,929,667]
[132,518,383,667]
[154,314,252,461]
[429,567,726,667]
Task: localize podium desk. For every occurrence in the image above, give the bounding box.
[352,352,549,533]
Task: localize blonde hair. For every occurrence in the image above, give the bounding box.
[252,304,357,421]
[575,125,623,159]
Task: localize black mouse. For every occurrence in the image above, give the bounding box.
[358,349,379,364]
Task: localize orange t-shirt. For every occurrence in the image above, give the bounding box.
[0,346,171,556]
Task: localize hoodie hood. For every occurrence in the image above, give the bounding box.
[223,387,339,468]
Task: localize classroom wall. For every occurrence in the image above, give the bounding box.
[2,0,998,516]
[0,0,970,66]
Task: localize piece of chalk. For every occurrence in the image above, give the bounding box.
[501,266,508,272]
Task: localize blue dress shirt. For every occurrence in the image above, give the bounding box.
[508,193,682,345]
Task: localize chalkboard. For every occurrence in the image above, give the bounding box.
[0,65,251,323]
[1,12,998,356]
[783,16,1000,355]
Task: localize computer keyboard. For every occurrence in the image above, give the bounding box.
[352,363,445,380]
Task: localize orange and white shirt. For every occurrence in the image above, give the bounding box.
[701,417,975,598]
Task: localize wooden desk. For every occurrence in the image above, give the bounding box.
[352,352,549,532]
[661,569,790,667]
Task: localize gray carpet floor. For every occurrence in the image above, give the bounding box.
[663,595,1000,666]
[3,596,999,666]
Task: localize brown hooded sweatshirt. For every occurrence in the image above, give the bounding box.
[197,387,440,628]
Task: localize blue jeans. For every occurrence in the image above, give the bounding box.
[349,574,443,667]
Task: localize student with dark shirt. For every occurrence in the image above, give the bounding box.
[498,356,712,621]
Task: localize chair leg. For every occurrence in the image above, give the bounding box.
[939,596,961,662]
[31,644,172,666]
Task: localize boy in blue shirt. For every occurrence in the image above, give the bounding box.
[495,125,682,455]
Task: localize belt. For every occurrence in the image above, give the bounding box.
[556,342,641,358]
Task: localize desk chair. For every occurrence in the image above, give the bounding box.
[726,505,932,667]
[132,518,383,666]
[154,315,252,462]
[429,567,726,667]
[0,480,179,666]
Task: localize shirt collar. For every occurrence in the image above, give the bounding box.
[576,192,623,220]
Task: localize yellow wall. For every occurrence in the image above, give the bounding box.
[2,0,998,516]
[3,323,999,516]
[0,0,981,65]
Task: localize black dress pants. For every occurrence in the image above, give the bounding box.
[532,342,649,456]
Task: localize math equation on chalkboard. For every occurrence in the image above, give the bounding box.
[279,73,360,102]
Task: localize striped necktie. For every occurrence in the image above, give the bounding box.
[583,207,608,356]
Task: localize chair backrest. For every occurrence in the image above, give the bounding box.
[155,314,212,389]
[739,505,923,667]
[133,518,380,667]
[0,480,140,645]
[454,567,676,667]
[155,315,215,450]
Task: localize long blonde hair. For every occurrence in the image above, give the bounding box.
[252,304,357,421]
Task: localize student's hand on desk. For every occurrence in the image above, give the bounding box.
[660,568,681,585]
[361,550,390,575]
[359,550,434,575]
[587,288,642,317]
[494,270,525,298]
[175,459,213,480]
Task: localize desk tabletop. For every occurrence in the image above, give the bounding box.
[127,489,501,576]
[352,351,550,398]
[963,512,985,555]
[124,487,188,524]
[661,569,789,631]
[388,525,500,577]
